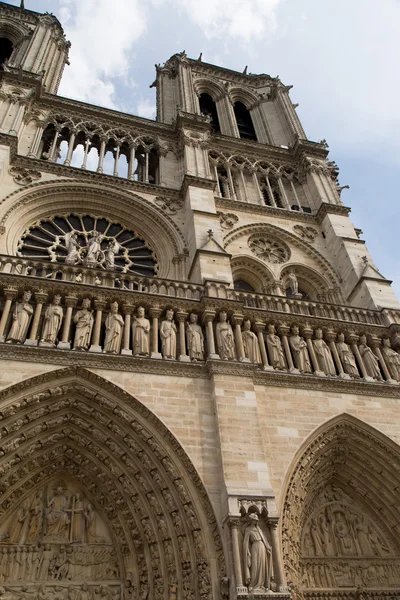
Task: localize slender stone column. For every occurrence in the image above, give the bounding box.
[278,324,298,373]
[63,129,76,166]
[213,162,221,196]
[254,322,273,371]
[48,126,61,161]
[89,300,105,353]
[121,304,133,355]
[229,519,246,592]
[268,519,288,592]
[303,325,325,376]
[8,103,25,135]
[289,178,302,210]
[144,149,150,183]
[252,170,264,205]
[326,330,349,379]
[150,307,162,359]
[0,288,18,342]
[25,291,47,346]
[113,144,121,177]
[231,314,248,362]
[128,145,136,180]
[277,177,290,209]
[176,311,190,362]
[81,138,91,169]
[202,311,220,359]
[0,99,10,131]
[226,164,236,200]
[370,336,397,384]
[348,332,373,382]
[28,124,45,158]
[58,296,77,350]
[97,137,107,173]
[265,175,277,207]
[239,168,248,202]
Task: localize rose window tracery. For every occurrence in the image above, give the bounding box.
[248,234,290,264]
[17,214,159,276]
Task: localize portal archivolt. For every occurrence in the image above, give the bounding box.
[281,414,400,599]
[0,368,225,600]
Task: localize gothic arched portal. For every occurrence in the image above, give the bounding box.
[281,414,400,599]
[0,368,226,600]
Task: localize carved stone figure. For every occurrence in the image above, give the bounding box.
[353,515,373,555]
[104,240,120,270]
[65,231,80,265]
[309,517,324,556]
[27,490,44,542]
[215,312,235,360]
[242,320,261,363]
[73,299,94,350]
[132,306,150,356]
[266,325,286,370]
[358,335,382,380]
[289,326,312,373]
[286,270,299,296]
[46,485,70,540]
[313,329,336,375]
[382,338,400,381]
[103,302,124,354]
[8,498,30,543]
[40,295,63,346]
[86,231,103,265]
[243,513,272,593]
[6,291,33,344]
[160,310,177,359]
[336,333,359,377]
[186,313,204,361]
[333,512,355,556]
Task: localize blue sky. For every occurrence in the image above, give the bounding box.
[8,0,400,298]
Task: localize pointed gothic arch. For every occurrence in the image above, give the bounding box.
[281,414,400,598]
[0,367,226,599]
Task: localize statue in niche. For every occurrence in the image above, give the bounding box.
[46,485,70,541]
[381,338,400,381]
[6,291,33,344]
[160,309,177,359]
[352,515,373,555]
[358,335,383,380]
[266,324,286,370]
[186,313,204,361]
[336,333,359,378]
[132,306,150,356]
[85,231,103,265]
[320,514,334,555]
[242,320,261,364]
[69,492,85,543]
[313,328,336,375]
[215,312,235,360]
[242,513,272,593]
[73,298,94,351]
[8,497,30,543]
[26,490,44,542]
[65,231,80,265]
[309,517,324,556]
[333,512,355,556]
[40,295,63,346]
[103,302,124,354]
[289,326,312,372]
[285,269,302,298]
[104,240,120,270]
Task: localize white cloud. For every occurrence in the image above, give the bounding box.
[58,0,148,108]
[136,98,157,120]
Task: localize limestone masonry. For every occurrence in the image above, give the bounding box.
[0,2,399,600]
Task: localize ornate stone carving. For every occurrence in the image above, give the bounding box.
[248,234,290,264]
[131,306,150,356]
[313,329,336,376]
[103,302,124,354]
[218,212,239,230]
[72,299,94,351]
[160,310,177,359]
[243,513,273,593]
[266,325,286,370]
[242,320,262,364]
[6,291,33,344]
[289,326,312,373]
[9,166,42,186]
[382,338,400,381]
[336,333,359,378]
[358,335,383,380]
[215,312,235,361]
[39,295,63,347]
[293,225,319,242]
[154,197,183,215]
[186,313,204,362]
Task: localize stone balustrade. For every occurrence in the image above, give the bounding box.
[1,279,400,385]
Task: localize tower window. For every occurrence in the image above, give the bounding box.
[199,93,221,133]
[234,101,257,141]
[0,38,13,70]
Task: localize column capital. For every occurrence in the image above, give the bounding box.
[175,311,188,323]
[347,331,359,345]
[34,290,48,304]
[201,310,216,325]
[64,295,78,308]
[149,307,162,319]
[227,517,241,529]
[122,303,134,316]
[94,299,106,311]
[253,321,266,333]
[325,328,337,343]
[267,517,279,530]
[301,324,313,340]
[369,335,382,349]
[231,313,244,326]
[4,287,18,300]
[277,323,290,337]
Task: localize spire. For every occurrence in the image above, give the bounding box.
[20,0,25,8]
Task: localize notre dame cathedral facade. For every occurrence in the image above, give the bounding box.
[0,2,400,600]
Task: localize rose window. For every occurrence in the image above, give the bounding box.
[248,234,290,264]
[18,214,159,277]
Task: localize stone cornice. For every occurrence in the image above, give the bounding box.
[188,57,278,88]
[210,133,295,165]
[0,1,42,24]
[181,174,217,195]
[0,132,18,158]
[215,197,317,223]
[316,202,351,222]
[0,69,43,99]
[292,137,330,160]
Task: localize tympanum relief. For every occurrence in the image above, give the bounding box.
[0,479,120,597]
[300,484,400,590]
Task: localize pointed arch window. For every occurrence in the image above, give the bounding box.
[0,37,13,70]
[199,93,221,133]
[234,101,257,141]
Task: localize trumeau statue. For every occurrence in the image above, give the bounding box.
[6,291,33,344]
[242,320,261,364]
[40,295,63,347]
[381,338,400,381]
[313,328,336,375]
[215,311,235,361]
[358,335,383,380]
[186,313,204,361]
[336,333,359,378]
[242,513,272,593]
[103,302,124,354]
[266,324,286,370]
[289,326,312,373]
[132,306,150,356]
[160,309,177,359]
[73,298,94,351]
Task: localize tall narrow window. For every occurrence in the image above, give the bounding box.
[234,101,257,140]
[0,38,13,70]
[199,93,221,133]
